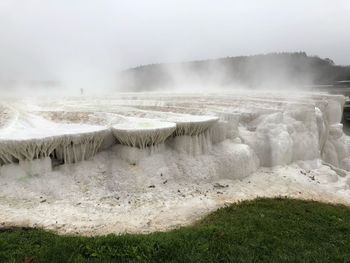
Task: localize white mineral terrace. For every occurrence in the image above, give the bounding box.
[0,90,350,235]
[112,118,176,149]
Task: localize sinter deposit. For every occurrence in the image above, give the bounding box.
[1,91,350,235]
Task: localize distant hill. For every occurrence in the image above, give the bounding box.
[118,52,350,91]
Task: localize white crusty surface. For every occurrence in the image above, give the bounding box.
[0,90,349,235]
[112,118,176,148]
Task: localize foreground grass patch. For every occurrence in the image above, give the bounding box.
[1,198,350,262]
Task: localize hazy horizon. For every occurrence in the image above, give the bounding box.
[1,0,350,94]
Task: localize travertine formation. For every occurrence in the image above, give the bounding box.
[1,91,350,236]
[112,119,176,149]
[0,91,349,174]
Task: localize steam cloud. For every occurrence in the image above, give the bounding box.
[0,0,350,96]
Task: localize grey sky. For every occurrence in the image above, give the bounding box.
[0,0,349,84]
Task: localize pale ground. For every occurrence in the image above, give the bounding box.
[0,93,349,236]
[0,144,349,236]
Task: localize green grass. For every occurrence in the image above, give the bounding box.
[1,198,350,262]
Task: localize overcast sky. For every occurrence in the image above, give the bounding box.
[0,0,349,84]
